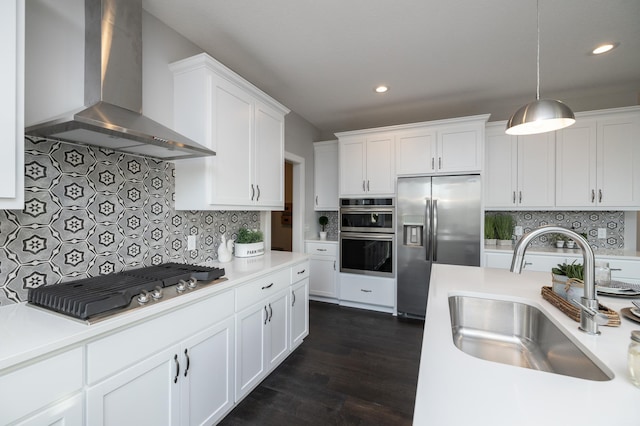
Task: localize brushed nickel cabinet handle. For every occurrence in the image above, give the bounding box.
[184,349,190,377]
[173,354,180,384]
[261,283,274,290]
[591,189,595,203]
[431,158,435,170]
[264,306,269,325]
[315,195,318,205]
[367,180,370,191]
[519,191,522,203]
[360,289,372,293]
[599,189,602,203]
[292,291,296,307]
[251,184,255,201]
[513,191,516,204]
[256,185,261,201]
[438,157,442,169]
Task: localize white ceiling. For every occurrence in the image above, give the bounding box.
[143,0,640,137]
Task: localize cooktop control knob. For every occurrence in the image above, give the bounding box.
[176,280,187,292]
[151,286,163,300]
[187,277,198,289]
[137,290,150,304]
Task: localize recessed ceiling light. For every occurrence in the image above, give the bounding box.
[374,85,389,93]
[592,43,618,55]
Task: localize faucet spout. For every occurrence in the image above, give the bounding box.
[510,225,601,335]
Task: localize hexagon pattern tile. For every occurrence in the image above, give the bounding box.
[487,211,625,249]
[0,138,259,305]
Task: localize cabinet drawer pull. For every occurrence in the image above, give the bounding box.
[184,349,190,377]
[610,268,622,272]
[261,283,274,290]
[317,248,327,252]
[360,289,372,293]
[297,269,306,275]
[173,354,180,383]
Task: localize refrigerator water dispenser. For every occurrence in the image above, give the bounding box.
[402,215,424,247]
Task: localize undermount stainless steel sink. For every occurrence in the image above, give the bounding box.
[448,295,613,381]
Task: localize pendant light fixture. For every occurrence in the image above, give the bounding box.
[506,0,575,135]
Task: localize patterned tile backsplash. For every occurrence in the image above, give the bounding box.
[0,137,259,305]
[486,210,625,249]
[316,211,339,240]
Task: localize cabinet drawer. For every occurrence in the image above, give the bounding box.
[292,261,310,283]
[305,242,338,257]
[340,275,394,307]
[0,347,83,424]
[600,257,640,283]
[87,289,234,385]
[235,268,291,312]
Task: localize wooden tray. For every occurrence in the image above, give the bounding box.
[541,286,620,326]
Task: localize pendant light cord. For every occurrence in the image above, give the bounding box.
[536,0,540,100]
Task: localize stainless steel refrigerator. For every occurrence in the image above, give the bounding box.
[397,175,481,318]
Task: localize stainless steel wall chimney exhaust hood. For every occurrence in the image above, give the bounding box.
[25,0,215,161]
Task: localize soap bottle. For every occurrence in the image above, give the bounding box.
[594,261,611,287]
[629,330,640,387]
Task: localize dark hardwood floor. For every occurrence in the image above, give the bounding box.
[219,301,425,425]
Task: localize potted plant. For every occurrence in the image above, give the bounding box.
[318,215,329,240]
[494,214,514,246]
[484,215,496,245]
[551,233,567,248]
[234,227,265,257]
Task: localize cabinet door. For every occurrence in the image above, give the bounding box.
[266,289,290,369]
[0,0,24,209]
[517,133,555,207]
[86,346,180,426]
[291,279,309,348]
[555,120,597,207]
[365,135,395,194]
[14,393,83,426]
[254,100,285,208]
[339,137,367,196]
[314,141,339,210]
[395,130,436,175]
[437,125,482,173]
[597,115,640,207]
[211,76,254,207]
[235,302,267,401]
[308,256,337,298]
[484,129,518,208]
[181,317,235,426]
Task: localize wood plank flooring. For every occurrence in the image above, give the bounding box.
[219,301,424,425]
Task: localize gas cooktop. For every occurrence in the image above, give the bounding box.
[27,263,226,324]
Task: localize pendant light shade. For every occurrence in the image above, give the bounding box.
[505,99,575,135]
[505,0,575,135]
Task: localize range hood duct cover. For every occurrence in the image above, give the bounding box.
[25,0,215,160]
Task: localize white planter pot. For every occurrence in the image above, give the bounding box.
[484,238,497,245]
[555,241,565,248]
[497,239,512,246]
[319,232,327,240]
[234,241,265,258]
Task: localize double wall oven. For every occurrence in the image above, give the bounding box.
[339,198,394,277]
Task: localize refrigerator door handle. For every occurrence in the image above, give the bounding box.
[433,199,438,262]
[425,198,432,261]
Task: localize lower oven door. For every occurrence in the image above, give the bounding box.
[340,232,394,277]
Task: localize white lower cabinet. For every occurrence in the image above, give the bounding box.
[0,347,83,426]
[305,241,338,300]
[339,273,395,313]
[291,278,309,349]
[235,287,289,401]
[86,315,234,426]
[14,393,84,426]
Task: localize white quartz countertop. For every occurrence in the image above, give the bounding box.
[485,244,640,260]
[413,264,640,426]
[0,251,308,372]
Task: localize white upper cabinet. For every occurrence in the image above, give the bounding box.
[170,53,289,210]
[485,123,555,209]
[314,140,339,210]
[395,116,488,175]
[338,132,395,197]
[556,107,640,209]
[0,0,24,210]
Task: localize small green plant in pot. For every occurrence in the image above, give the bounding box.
[318,215,329,240]
[484,214,497,245]
[494,214,514,246]
[234,227,265,257]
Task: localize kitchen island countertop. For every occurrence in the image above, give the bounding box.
[0,251,308,372]
[414,264,640,426]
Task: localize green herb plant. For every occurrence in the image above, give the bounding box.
[484,215,496,239]
[552,260,584,281]
[494,214,514,241]
[236,228,264,244]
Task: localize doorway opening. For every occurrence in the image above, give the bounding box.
[271,162,293,251]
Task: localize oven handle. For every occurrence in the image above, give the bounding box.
[340,232,394,241]
[339,207,395,214]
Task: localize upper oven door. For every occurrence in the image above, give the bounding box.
[340,207,394,233]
